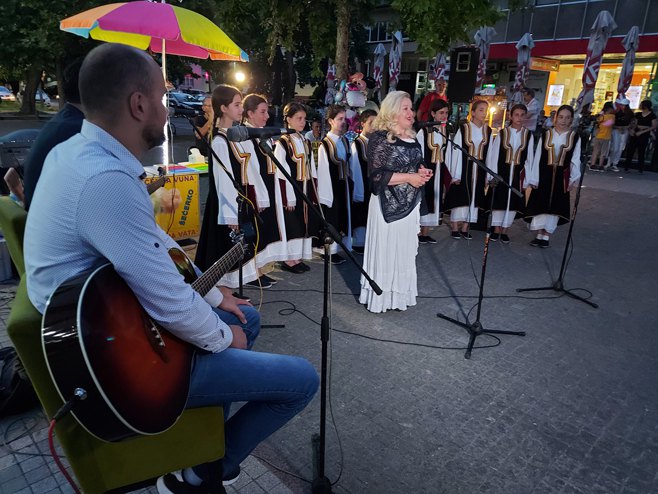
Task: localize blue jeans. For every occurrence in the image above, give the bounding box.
[212,306,261,350]
[188,307,319,480]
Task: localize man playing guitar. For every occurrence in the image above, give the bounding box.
[24,44,318,493]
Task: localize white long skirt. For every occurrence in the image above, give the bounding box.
[528,214,559,234]
[359,195,420,313]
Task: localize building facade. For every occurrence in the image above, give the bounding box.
[363,0,658,111]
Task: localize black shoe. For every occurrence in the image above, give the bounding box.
[451,231,461,239]
[490,232,500,241]
[500,234,510,244]
[246,277,272,289]
[260,274,277,285]
[529,238,542,247]
[157,472,205,494]
[540,239,550,248]
[418,235,428,244]
[352,246,365,254]
[298,261,311,271]
[424,235,437,244]
[279,262,306,274]
[460,231,473,240]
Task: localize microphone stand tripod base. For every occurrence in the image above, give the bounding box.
[436,312,526,359]
[516,282,599,309]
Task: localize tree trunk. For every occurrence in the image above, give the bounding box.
[283,49,296,104]
[335,0,351,82]
[271,46,284,107]
[20,66,41,115]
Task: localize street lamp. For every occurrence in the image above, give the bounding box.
[234,71,246,83]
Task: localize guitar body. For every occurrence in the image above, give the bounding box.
[42,241,243,442]
[42,259,194,442]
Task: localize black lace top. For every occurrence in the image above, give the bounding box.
[367,130,424,223]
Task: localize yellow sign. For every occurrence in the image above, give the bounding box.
[145,172,200,240]
[530,57,560,72]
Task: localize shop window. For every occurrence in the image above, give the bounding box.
[535,0,558,5]
[613,0,647,33]
[531,6,558,39]
[643,0,658,33]
[507,9,533,41]
[555,3,586,38]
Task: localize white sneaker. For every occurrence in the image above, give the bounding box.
[610,165,620,172]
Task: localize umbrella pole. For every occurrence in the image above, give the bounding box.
[162,38,170,170]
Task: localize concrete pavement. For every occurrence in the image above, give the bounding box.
[1,116,657,493]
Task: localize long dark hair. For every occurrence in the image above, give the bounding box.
[211,84,241,126]
[242,93,267,123]
[428,99,449,121]
[283,102,306,126]
[556,104,574,118]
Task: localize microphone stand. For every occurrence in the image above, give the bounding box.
[437,129,526,359]
[258,139,382,494]
[516,158,598,308]
[188,118,263,299]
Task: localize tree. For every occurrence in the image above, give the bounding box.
[391,0,504,56]
[0,0,99,113]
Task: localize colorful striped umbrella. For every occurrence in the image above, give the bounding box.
[575,11,617,115]
[60,2,248,63]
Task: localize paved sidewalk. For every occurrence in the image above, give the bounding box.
[1,163,657,493]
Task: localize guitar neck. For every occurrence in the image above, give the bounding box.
[146,175,167,195]
[191,243,244,296]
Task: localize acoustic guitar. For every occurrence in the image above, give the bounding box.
[42,238,244,442]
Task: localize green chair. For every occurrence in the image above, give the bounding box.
[0,196,27,276]
[0,197,225,493]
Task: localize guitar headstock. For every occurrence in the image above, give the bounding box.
[229,230,245,245]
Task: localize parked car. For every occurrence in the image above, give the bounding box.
[167,91,203,117]
[0,87,16,101]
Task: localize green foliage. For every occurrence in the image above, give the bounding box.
[391,0,504,56]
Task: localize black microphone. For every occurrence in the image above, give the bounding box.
[417,120,447,129]
[226,126,297,142]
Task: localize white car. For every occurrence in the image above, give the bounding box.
[0,86,16,101]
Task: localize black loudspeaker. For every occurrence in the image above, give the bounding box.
[447,47,479,103]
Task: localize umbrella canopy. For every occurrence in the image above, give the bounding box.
[616,26,640,103]
[575,11,617,115]
[388,31,404,92]
[430,53,447,82]
[512,33,535,102]
[60,2,248,62]
[474,27,496,91]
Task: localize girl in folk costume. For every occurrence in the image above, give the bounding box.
[444,100,491,239]
[350,109,377,254]
[415,99,450,244]
[484,103,534,243]
[359,91,432,313]
[195,85,258,288]
[240,93,287,288]
[525,105,581,248]
[273,103,316,274]
[316,105,365,264]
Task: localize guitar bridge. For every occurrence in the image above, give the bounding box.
[144,319,169,362]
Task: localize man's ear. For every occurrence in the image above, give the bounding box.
[128,91,147,122]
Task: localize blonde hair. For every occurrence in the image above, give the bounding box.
[371,91,415,142]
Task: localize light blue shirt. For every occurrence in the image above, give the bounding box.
[25,121,232,353]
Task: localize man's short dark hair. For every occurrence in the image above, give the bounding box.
[61,58,83,104]
[79,44,155,120]
[522,87,535,98]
